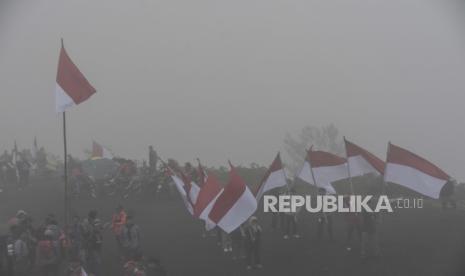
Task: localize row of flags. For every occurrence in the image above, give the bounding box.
[167,161,257,234]
[295,139,449,199]
[53,42,452,233]
[164,138,451,234]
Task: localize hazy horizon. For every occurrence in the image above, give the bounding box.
[1,0,465,178]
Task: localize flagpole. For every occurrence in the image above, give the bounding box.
[308,147,328,222]
[381,142,390,197]
[343,137,356,195]
[378,142,391,224]
[278,152,291,193]
[63,111,69,230]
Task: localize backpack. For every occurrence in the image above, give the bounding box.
[6,237,15,257]
[37,240,54,260]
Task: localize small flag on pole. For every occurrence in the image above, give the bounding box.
[91,141,114,160]
[254,152,287,200]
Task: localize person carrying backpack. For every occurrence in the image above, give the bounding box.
[244,216,263,270]
[122,215,141,259]
[35,230,59,276]
[81,211,104,276]
[111,205,127,256]
[13,232,31,276]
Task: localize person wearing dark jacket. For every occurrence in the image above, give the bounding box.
[244,216,262,270]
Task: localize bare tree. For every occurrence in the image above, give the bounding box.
[283,124,343,173]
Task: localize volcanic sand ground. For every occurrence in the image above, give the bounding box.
[1,178,465,276]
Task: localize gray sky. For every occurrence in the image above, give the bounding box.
[1,0,465,178]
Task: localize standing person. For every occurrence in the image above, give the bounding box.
[316,188,333,241]
[81,210,104,275]
[121,215,141,259]
[360,199,381,258]
[231,224,245,260]
[343,196,362,251]
[440,178,457,210]
[16,154,31,189]
[13,232,31,276]
[269,190,281,232]
[66,256,88,276]
[283,209,300,239]
[35,230,59,276]
[244,216,262,270]
[221,230,232,253]
[111,205,127,257]
[69,215,84,263]
[148,146,158,175]
[283,188,301,239]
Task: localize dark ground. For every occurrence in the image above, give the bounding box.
[1,177,465,276]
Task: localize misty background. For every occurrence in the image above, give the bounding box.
[1,0,465,178]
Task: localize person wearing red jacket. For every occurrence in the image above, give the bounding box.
[111,205,127,257]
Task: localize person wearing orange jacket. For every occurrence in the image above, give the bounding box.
[111,205,127,257]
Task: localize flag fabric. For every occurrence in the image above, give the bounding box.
[91,141,113,160]
[194,172,224,230]
[180,172,200,205]
[55,42,96,113]
[255,153,288,200]
[297,150,314,186]
[384,143,449,199]
[208,163,257,233]
[171,174,195,215]
[298,148,348,194]
[344,138,385,177]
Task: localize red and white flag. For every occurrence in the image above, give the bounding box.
[91,141,113,159]
[255,153,287,200]
[55,42,96,113]
[344,138,385,177]
[208,162,257,233]
[384,143,449,199]
[298,148,348,194]
[194,172,224,230]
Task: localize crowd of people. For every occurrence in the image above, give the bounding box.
[0,206,166,276]
[1,144,461,275]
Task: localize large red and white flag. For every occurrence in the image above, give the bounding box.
[208,163,257,233]
[298,148,348,194]
[255,153,287,200]
[55,42,96,113]
[194,172,224,230]
[344,138,385,177]
[91,141,114,159]
[384,143,449,199]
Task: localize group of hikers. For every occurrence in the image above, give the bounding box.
[205,187,382,271]
[1,144,460,275]
[0,206,166,276]
[0,149,36,192]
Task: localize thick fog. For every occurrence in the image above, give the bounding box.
[1,0,465,177]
